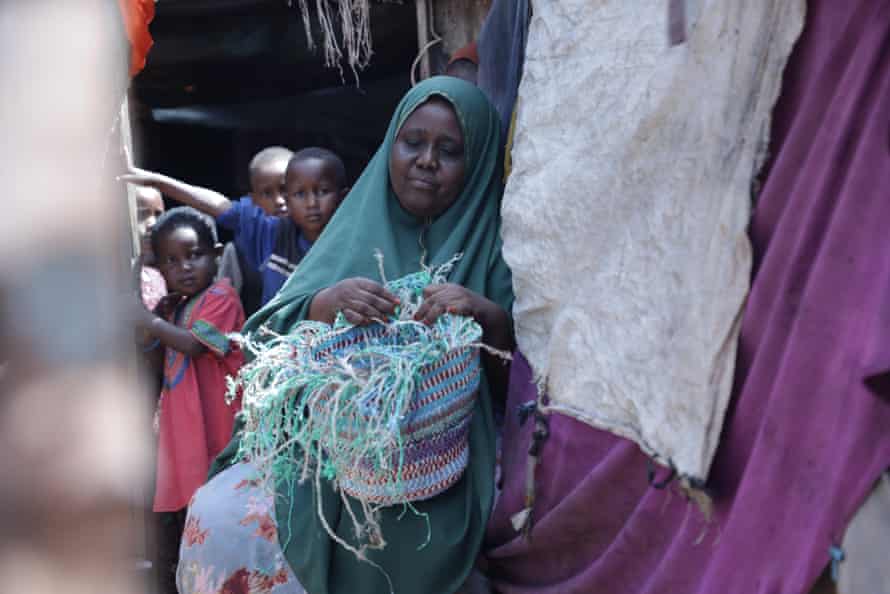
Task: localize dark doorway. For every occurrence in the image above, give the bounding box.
[131,0,418,198]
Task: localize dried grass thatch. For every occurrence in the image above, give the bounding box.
[289,0,378,80]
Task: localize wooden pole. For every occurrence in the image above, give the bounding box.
[121,95,142,261]
[0,3,150,594]
[415,0,432,81]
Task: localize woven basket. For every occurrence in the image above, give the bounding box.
[309,322,481,506]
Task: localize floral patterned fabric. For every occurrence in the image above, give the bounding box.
[141,265,167,311]
[177,462,306,594]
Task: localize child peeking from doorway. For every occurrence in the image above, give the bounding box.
[217,146,291,317]
[132,206,245,514]
[135,185,167,310]
[121,147,349,308]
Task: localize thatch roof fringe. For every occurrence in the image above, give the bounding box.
[290,0,374,81]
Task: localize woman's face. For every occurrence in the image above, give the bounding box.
[389,97,466,219]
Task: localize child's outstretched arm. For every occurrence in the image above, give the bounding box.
[135,295,208,358]
[120,167,232,218]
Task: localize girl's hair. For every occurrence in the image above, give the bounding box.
[150,206,218,256]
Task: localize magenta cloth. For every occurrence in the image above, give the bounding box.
[484,2,890,593]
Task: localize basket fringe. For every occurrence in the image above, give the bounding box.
[228,259,504,559]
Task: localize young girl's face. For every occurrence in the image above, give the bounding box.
[155,226,218,297]
[136,187,164,259]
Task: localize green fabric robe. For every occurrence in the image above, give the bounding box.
[212,76,512,594]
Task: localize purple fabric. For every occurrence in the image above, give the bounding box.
[484,2,890,593]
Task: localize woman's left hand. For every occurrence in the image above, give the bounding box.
[417,284,515,403]
[414,283,485,326]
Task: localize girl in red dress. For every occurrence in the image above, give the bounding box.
[135,206,245,514]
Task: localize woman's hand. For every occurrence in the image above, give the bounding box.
[310,278,400,325]
[417,283,515,405]
[415,283,514,352]
[413,283,484,325]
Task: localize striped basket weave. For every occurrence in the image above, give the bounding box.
[309,321,481,505]
[233,264,488,555]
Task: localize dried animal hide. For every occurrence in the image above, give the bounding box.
[502,0,805,481]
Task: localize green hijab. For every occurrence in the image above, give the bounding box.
[229,76,512,594]
[247,76,512,333]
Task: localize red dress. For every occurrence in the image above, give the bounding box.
[154,279,245,512]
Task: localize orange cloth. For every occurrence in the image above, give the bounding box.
[448,41,479,66]
[117,0,155,76]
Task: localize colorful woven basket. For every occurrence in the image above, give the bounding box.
[310,322,480,505]
[232,265,487,522]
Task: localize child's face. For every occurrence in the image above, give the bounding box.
[155,226,219,297]
[136,187,165,259]
[284,158,345,242]
[250,160,289,217]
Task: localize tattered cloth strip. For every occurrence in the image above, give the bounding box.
[486,4,890,592]
[229,262,492,559]
[288,0,372,79]
[117,0,155,77]
[667,0,687,45]
[502,0,805,483]
[476,0,530,133]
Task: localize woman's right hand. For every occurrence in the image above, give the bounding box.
[311,278,400,325]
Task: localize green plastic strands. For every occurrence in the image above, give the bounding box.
[227,256,492,560]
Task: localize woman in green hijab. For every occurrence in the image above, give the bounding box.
[178,76,513,594]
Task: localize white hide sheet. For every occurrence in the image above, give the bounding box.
[502,0,805,480]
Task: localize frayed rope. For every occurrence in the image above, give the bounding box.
[226,254,510,572]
